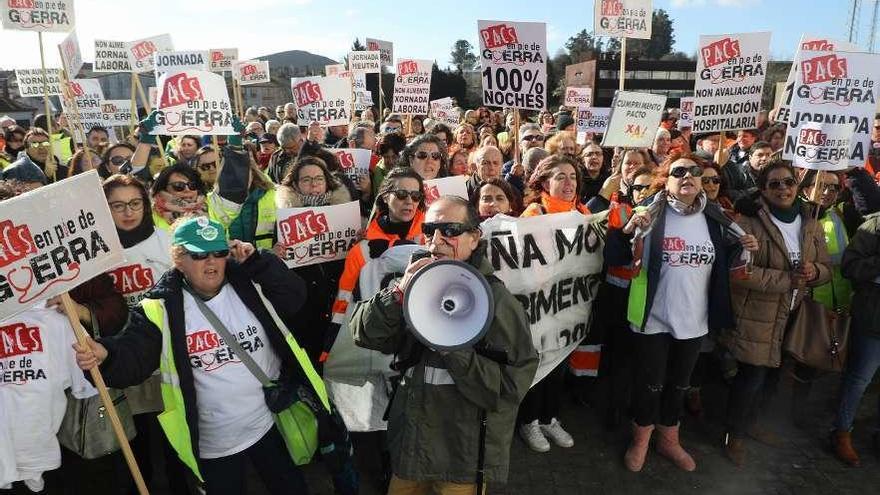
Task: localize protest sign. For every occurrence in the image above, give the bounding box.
[482,211,606,383]
[576,107,611,134]
[208,48,237,72]
[678,96,694,129]
[234,60,270,85]
[276,201,361,269]
[365,38,393,66]
[783,49,880,167]
[60,78,105,135]
[392,59,432,115]
[791,122,854,171]
[0,171,124,321]
[99,99,133,126]
[1,0,75,32]
[564,87,592,108]
[691,31,771,133]
[430,97,460,126]
[154,50,209,76]
[59,30,83,78]
[291,75,351,126]
[151,70,234,136]
[776,35,859,125]
[478,20,547,111]
[332,148,372,183]
[424,176,468,206]
[325,64,345,76]
[351,72,372,111]
[126,34,174,74]
[601,91,666,148]
[593,0,652,39]
[348,51,381,73]
[15,68,61,97]
[148,86,157,107]
[93,39,132,73]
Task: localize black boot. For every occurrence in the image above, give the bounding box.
[790,377,812,429]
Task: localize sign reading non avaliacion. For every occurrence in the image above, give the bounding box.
[478,20,547,111]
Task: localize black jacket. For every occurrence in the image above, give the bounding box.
[96,251,310,465]
[842,212,880,338]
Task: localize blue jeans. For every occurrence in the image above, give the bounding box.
[834,331,880,431]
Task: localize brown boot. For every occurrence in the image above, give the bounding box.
[724,434,746,467]
[832,430,861,467]
[655,424,696,471]
[624,423,654,472]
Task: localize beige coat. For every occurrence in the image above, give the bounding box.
[718,199,831,368]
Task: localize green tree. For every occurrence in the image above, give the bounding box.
[343,38,367,68]
[449,39,478,72]
[627,8,675,59]
[565,30,604,63]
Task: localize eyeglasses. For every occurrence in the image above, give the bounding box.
[522,135,544,142]
[767,177,797,190]
[669,165,703,178]
[701,176,722,185]
[583,151,603,157]
[108,198,145,213]
[169,181,199,193]
[109,155,130,166]
[198,161,217,171]
[422,222,474,237]
[415,151,442,160]
[28,141,51,148]
[389,189,423,201]
[187,249,229,260]
[630,184,650,193]
[298,175,326,186]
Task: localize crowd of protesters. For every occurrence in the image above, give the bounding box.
[3,87,880,495]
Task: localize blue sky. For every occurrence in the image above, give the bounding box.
[0,0,863,71]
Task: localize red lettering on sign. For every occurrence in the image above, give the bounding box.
[211,51,224,62]
[801,40,834,51]
[700,38,741,68]
[798,128,827,146]
[663,237,686,251]
[108,264,155,295]
[130,41,157,61]
[278,211,329,245]
[601,0,623,16]
[240,64,257,76]
[337,151,355,169]
[397,60,418,76]
[187,329,221,354]
[0,323,43,359]
[0,220,36,269]
[68,81,83,97]
[293,81,322,107]
[367,41,379,51]
[9,0,34,8]
[101,102,118,113]
[801,54,848,84]
[160,73,203,108]
[480,24,518,49]
[425,184,440,205]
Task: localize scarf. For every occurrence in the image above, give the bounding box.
[300,191,333,207]
[152,191,207,224]
[768,198,802,223]
[538,192,589,214]
[665,190,707,216]
[377,213,413,239]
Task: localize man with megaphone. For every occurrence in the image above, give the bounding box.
[351,196,538,495]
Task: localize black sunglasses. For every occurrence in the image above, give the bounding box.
[522,134,544,142]
[701,176,722,185]
[187,249,229,260]
[198,161,217,171]
[109,155,129,166]
[415,151,442,160]
[767,177,797,190]
[630,184,650,192]
[169,181,199,192]
[422,222,475,237]
[389,189,423,201]
[669,165,703,178]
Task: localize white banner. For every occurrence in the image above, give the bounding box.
[209,48,238,72]
[0,171,124,321]
[1,0,74,32]
[332,148,372,183]
[783,49,880,167]
[792,122,855,171]
[576,107,611,134]
[348,51,381,74]
[99,99,133,127]
[424,175,468,206]
[430,97,460,127]
[392,59,432,115]
[126,34,174,74]
[478,20,547,111]
[325,64,345,76]
[154,50,209,76]
[692,31,771,133]
[234,60,270,86]
[482,211,606,384]
[601,91,666,148]
[15,68,61,97]
[291,76,352,127]
[151,71,234,136]
[61,78,105,136]
[365,38,393,66]
[93,39,132,73]
[276,201,362,269]
[678,96,694,129]
[564,87,592,108]
[593,0,652,39]
[59,30,83,78]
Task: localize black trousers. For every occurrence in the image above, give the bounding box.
[519,360,566,424]
[631,332,703,427]
[200,425,308,495]
[725,362,781,437]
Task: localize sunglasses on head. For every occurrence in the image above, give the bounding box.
[169,181,199,193]
[198,161,217,171]
[389,189,423,201]
[187,249,229,260]
[701,176,722,185]
[415,151,442,160]
[669,165,703,178]
[422,222,474,237]
[767,177,797,190]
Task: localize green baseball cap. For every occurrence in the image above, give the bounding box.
[172,216,228,253]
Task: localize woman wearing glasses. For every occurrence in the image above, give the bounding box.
[719,160,830,466]
[606,152,757,472]
[194,145,220,190]
[398,134,449,181]
[150,164,208,231]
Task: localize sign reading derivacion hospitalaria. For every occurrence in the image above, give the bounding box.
[0,171,124,321]
[783,49,880,168]
[365,38,393,66]
[276,201,361,269]
[60,78,105,135]
[392,59,432,115]
[151,71,234,136]
[59,30,83,78]
[233,60,270,86]
[1,0,75,32]
[209,48,238,72]
[792,122,855,171]
[348,51,381,73]
[291,75,352,127]
[126,34,174,74]
[93,39,132,72]
[593,0,652,39]
[564,87,592,108]
[478,20,547,111]
[99,100,133,126]
[601,91,666,148]
[15,68,61,97]
[154,50,209,76]
[691,31,771,133]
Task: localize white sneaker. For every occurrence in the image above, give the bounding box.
[541,418,574,448]
[519,420,550,452]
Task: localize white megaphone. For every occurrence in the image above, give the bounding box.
[403,259,495,351]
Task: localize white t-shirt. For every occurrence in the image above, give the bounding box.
[0,398,17,489]
[636,207,715,340]
[183,285,281,459]
[0,304,97,490]
[108,230,172,308]
[770,213,802,309]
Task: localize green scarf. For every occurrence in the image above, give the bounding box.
[768,198,801,223]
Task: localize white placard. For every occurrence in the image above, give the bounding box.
[93,39,132,73]
[332,148,372,182]
[59,30,83,78]
[792,122,855,171]
[601,91,666,148]
[348,51,381,74]
[209,48,238,72]
[478,20,547,111]
[99,100,133,127]
[126,34,174,74]
[351,72,372,111]
[392,59,432,115]
[234,60,270,86]
[291,76,352,127]
[154,50,209,76]
[151,70,234,136]
[15,68,61,97]
[325,64,345,76]
[576,107,611,134]
[60,78,105,135]
[1,0,75,32]
[593,0,652,39]
[430,98,460,126]
[564,87,592,108]
[678,96,694,129]
[424,175,468,206]
[276,201,362,268]
[365,38,393,66]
